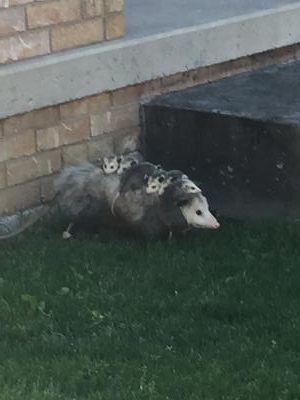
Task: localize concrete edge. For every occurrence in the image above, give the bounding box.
[1,2,300,119]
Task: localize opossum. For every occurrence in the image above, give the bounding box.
[117,153,140,174]
[158,182,219,232]
[55,162,122,238]
[56,151,145,237]
[113,165,220,237]
[0,155,219,239]
[111,162,159,222]
[102,155,122,174]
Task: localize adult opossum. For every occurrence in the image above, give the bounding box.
[0,157,219,239]
[113,164,219,237]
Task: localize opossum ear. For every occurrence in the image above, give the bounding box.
[117,157,123,163]
[156,164,162,170]
[131,160,137,166]
[177,199,189,207]
[158,175,165,183]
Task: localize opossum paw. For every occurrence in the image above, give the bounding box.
[62,231,72,240]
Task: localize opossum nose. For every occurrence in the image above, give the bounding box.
[213,221,220,229]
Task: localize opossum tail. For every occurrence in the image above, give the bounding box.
[110,192,120,217]
[0,198,56,240]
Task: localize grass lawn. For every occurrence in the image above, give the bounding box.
[0,221,300,399]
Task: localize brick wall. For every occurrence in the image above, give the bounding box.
[0,0,125,64]
[0,45,299,215]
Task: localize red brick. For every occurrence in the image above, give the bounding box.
[0,29,50,64]
[62,142,88,164]
[3,107,59,136]
[26,0,81,29]
[6,150,62,186]
[0,180,40,215]
[0,7,26,37]
[59,118,90,145]
[105,12,125,40]
[51,18,104,51]
[0,130,36,162]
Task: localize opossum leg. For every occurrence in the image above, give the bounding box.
[62,222,74,240]
[168,230,173,241]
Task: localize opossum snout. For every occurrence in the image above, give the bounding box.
[179,195,220,230]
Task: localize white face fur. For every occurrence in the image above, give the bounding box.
[103,156,120,174]
[179,195,220,229]
[182,179,202,194]
[145,176,161,194]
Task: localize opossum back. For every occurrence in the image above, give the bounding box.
[114,189,161,235]
[55,162,104,218]
[54,162,98,193]
[85,173,121,207]
[120,162,157,193]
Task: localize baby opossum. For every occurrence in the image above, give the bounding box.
[102,155,122,174]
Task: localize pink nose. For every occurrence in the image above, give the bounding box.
[213,221,220,229]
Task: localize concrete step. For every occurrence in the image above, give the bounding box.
[2,1,300,119]
[141,60,300,220]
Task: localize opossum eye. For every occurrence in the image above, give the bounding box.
[152,185,157,190]
[110,165,114,169]
[104,164,107,169]
[196,210,203,216]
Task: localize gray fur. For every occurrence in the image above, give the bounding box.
[0,152,219,239]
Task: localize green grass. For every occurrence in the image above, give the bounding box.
[0,221,300,400]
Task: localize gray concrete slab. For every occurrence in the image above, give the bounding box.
[142,60,300,220]
[0,1,300,119]
[126,0,300,38]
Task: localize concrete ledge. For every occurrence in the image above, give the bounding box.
[1,2,300,119]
